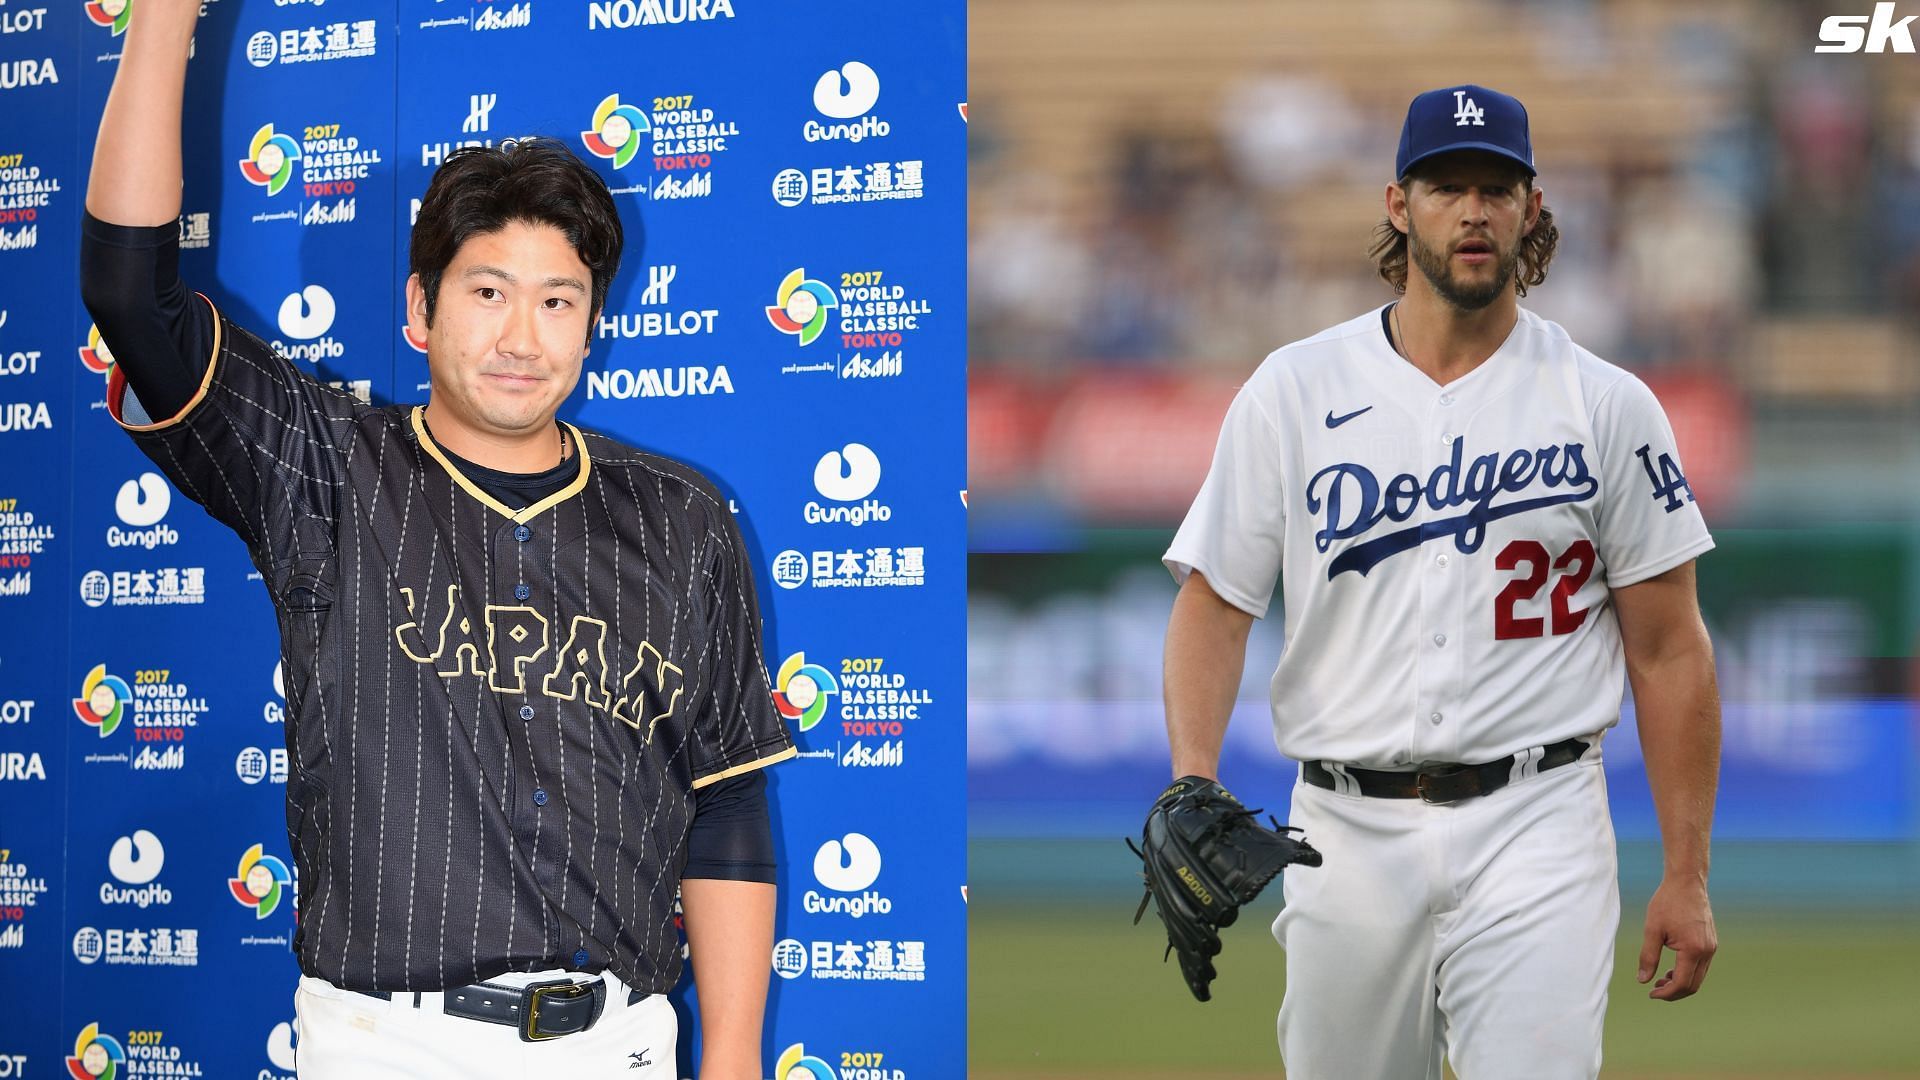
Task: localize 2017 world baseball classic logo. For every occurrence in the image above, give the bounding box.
[776,1042,907,1080]
[580,90,739,201]
[228,843,294,919]
[779,651,925,768]
[0,493,53,599]
[65,1025,202,1080]
[769,267,927,382]
[71,665,203,770]
[0,846,47,950]
[0,150,58,245]
[236,120,381,227]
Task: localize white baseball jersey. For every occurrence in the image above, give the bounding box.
[1165,305,1713,768]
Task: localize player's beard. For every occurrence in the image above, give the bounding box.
[1406,216,1520,312]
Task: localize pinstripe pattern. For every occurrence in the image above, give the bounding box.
[111,299,795,993]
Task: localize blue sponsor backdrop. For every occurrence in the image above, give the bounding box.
[0,1,965,1076]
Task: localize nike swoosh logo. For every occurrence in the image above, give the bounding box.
[1325,406,1373,429]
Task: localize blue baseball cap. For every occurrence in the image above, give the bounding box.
[1395,84,1535,178]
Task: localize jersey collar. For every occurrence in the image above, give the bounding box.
[409,405,593,524]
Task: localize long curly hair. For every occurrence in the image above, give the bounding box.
[1368,180,1558,297]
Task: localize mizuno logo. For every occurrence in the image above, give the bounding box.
[1325,406,1372,429]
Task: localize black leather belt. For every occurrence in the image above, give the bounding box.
[1302,737,1589,804]
[360,977,608,1042]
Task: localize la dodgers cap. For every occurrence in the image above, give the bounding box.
[1396,84,1535,178]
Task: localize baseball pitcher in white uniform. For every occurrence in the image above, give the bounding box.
[1159,85,1722,1078]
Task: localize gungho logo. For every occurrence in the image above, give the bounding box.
[807,443,889,527]
[808,61,889,144]
[805,833,891,919]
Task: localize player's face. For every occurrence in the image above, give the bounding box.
[1396,154,1541,312]
[407,219,595,442]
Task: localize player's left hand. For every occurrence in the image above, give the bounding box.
[1637,876,1716,1001]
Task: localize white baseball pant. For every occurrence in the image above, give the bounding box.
[1274,753,1619,1079]
[293,967,677,1079]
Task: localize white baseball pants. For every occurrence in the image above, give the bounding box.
[293,967,677,1079]
[1273,755,1619,1079]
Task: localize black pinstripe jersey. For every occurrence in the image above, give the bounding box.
[108,294,795,992]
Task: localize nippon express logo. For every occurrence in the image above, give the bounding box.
[808,61,890,144]
[243,19,377,66]
[770,546,926,590]
[108,473,179,549]
[806,443,890,527]
[100,830,170,908]
[236,745,289,785]
[1818,3,1920,50]
[79,567,207,608]
[771,937,926,983]
[229,844,293,919]
[803,832,891,918]
[770,160,924,208]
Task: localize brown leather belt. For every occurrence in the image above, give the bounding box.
[1302,737,1590,804]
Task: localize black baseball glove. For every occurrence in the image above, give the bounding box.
[1127,775,1323,1001]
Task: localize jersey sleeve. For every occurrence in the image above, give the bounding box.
[688,508,796,789]
[102,297,362,557]
[1592,374,1714,587]
[1163,374,1287,618]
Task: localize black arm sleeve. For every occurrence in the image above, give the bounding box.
[78,209,215,422]
[682,769,776,884]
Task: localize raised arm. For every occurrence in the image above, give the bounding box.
[86,0,199,227]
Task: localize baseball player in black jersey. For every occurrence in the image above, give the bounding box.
[81,2,794,1075]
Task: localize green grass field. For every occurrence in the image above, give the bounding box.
[970,901,1920,1078]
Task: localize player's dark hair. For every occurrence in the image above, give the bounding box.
[1368,171,1558,298]
[410,137,624,343]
